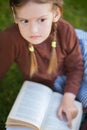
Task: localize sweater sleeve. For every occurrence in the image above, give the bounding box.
[64,25,84,95]
[0,30,16,80]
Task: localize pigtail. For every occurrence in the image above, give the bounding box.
[47,22,58,74]
[29,44,38,77]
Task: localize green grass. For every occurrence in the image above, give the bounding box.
[0,0,87,129]
[0,0,13,30]
[63,0,87,31]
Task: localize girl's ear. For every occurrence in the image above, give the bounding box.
[53,8,61,22]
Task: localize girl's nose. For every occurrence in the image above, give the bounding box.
[29,22,38,34]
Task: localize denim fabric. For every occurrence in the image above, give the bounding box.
[75,29,87,83]
[77,80,87,108]
[53,75,67,94]
[54,75,87,108]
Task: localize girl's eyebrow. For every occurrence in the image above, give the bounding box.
[15,14,50,20]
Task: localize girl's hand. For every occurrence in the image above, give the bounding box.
[57,93,78,128]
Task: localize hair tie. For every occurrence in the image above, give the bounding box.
[51,41,56,48]
[29,45,34,52]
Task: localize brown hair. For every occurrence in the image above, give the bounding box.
[47,22,58,74]
[9,0,64,77]
[10,0,63,12]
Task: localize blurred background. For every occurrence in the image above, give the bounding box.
[0,0,87,130]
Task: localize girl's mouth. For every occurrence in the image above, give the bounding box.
[30,35,41,39]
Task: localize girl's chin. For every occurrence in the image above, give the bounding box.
[27,39,44,45]
[25,36,48,44]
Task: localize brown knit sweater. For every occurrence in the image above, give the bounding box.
[0,18,84,95]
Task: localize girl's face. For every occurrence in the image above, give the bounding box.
[14,2,61,44]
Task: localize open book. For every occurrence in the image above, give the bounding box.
[5,81,83,130]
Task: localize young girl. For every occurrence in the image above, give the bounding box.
[0,0,84,129]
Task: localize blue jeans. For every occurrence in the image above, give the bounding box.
[54,75,87,108]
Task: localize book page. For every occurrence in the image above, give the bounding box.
[41,92,82,130]
[6,81,52,129]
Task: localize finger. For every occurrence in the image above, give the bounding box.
[66,111,72,128]
[58,107,63,120]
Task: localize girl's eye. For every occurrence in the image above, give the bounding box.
[40,18,46,22]
[20,19,28,24]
